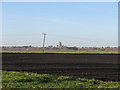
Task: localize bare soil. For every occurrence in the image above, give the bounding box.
[2,53,119,81]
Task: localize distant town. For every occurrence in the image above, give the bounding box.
[1,42,118,52]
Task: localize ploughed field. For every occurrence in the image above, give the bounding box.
[2,53,119,81]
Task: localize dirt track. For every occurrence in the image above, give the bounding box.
[2,53,119,81]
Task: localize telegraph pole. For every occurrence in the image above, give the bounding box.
[42,33,46,52]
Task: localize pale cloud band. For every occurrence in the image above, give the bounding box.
[1,0,119,2]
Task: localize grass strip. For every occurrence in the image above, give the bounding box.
[2,70,120,88]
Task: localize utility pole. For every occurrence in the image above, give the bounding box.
[42,33,46,52]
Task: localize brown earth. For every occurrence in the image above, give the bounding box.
[2,53,120,81]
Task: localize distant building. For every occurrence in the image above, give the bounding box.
[57,41,62,48]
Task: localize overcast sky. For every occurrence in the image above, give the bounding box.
[2,2,118,47]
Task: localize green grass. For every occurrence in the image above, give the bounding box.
[2,70,120,88]
[1,51,119,54]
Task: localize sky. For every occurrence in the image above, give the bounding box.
[2,2,118,47]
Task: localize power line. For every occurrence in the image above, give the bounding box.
[42,33,47,52]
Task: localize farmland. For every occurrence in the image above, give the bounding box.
[2,53,119,81]
[1,52,119,88]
